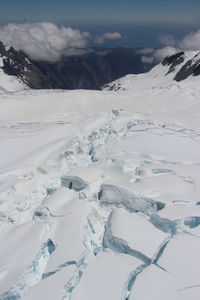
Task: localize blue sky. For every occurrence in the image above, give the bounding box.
[0,0,200,48]
[0,0,200,25]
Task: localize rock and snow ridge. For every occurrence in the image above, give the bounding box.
[104,50,200,91]
[162,51,200,82]
[0,39,200,92]
[0,53,200,300]
[0,41,152,90]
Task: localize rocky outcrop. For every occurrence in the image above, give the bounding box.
[161,50,200,81]
[174,52,200,81]
[162,52,185,75]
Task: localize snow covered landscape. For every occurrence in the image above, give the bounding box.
[0,50,200,300]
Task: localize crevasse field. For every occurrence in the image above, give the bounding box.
[0,53,200,300]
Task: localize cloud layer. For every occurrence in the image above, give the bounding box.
[95,32,123,44]
[0,23,90,61]
[179,30,200,51]
[140,30,200,64]
[0,23,124,62]
[140,46,178,64]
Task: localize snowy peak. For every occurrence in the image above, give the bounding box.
[0,41,48,90]
[0,41,32,92]
[0,43,28,92]
[0,41,31,81]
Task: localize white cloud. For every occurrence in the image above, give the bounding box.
[140,29,200,64]
[141,47,178,64]
[0,23,90,61]
[158,34,176,46]
[95,32,123,44]
[179,30,200,51]
[159,31,200,51]
[152,47,179,62]
[141,55,154,63]
[139,33,179,64]
[102,32,122,40]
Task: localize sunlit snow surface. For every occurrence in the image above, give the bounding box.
[1,58,200,300]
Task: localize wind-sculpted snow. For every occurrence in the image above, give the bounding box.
[0,81,200,300]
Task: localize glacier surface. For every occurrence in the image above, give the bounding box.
[0,56,200,299]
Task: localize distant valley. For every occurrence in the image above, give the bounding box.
[0,41,154,90]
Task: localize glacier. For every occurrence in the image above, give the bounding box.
[0,52,200,299]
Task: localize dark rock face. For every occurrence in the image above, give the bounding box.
[0,42,153,90]
[162,50,200,82]
[162,52,185,75]
[0,41,48,88]
[162,52,185,67]
[174,53,200,82]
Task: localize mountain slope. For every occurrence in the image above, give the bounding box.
[104,51,199,91]
[0,41,153,90]
[0,54,27,92]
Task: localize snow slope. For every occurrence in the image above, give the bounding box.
[0,58,27,93]
[1,54,200,300]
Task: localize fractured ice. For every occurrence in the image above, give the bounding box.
[1,77,200,300]
[61,176,88,191]
[98,184,165,213]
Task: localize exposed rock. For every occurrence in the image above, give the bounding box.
[174,52,200,81]
[162,52,185,75]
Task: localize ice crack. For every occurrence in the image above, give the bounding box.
[0,239,55,300]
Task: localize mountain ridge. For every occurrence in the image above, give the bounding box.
[104,50,200,91]
[0,41,153,90]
